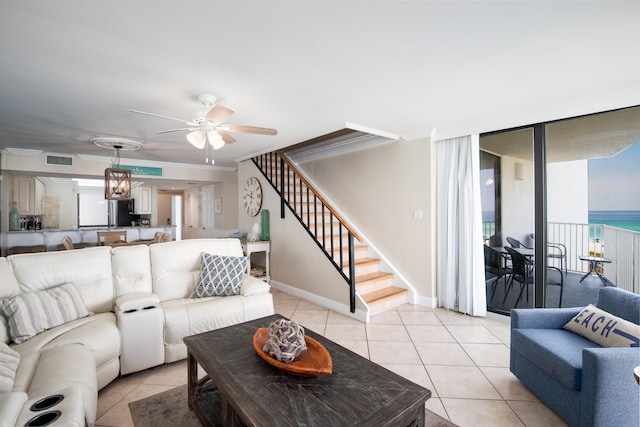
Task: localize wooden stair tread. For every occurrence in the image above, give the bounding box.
[332,246,368,257]
[361,286,408,305]
[347,257,380,268]
[356,271,394,286]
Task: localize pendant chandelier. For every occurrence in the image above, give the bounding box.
[104,144,131,200]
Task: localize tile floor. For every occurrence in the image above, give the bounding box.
[96,289,568,427]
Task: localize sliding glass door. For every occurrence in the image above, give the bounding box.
[482,105,640,315]
[545,107,640,306]
[481,128,535,314]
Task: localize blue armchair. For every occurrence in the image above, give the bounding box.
[510,287,640,427]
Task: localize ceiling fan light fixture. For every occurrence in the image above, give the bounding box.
[208,131,225,150]
[187,130,206,149]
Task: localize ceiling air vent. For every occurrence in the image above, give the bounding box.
[45,154,74,166]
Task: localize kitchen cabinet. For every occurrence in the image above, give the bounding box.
[13,177,44,215]
[131,186,151,215]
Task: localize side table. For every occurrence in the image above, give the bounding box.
[579,255,614,286]
[242,240,270,282]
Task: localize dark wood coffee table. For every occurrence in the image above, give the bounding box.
[184,314,431,426]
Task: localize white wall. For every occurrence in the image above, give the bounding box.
[547,160,589,224]
[157,193,172,226]
[298,138,435,301]
[213,181,239,230]
[42,180,78,230]
[237,161,365,315]
[501,156,534,245]
[238,137,437,306]
[501,157,588,246]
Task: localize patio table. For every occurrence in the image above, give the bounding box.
[579,255,614,286]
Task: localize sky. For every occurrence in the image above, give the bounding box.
[588,140,640,211]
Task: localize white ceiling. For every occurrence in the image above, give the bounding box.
[1,1,640,169]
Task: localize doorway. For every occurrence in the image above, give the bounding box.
[171,195,183,241]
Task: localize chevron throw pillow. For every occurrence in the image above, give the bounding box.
[191,253,248,298]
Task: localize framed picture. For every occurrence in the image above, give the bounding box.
[215,197,222,214]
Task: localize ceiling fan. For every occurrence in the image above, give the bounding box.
[129,94,277,160]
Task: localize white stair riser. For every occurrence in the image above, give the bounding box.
[368,293,409,316]
[357,277,393,296]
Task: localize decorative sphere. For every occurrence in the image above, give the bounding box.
[262,319,307,363]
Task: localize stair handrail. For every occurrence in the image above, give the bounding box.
[252,151,358,312]
[276,151,361,241]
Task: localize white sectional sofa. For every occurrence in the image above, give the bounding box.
[0,238,274,427]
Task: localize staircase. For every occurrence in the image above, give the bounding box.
[253,152,408,317]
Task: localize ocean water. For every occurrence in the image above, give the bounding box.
[588,210,640,233]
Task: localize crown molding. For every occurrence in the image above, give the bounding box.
[4,148,43,156]
[75,154,237,172]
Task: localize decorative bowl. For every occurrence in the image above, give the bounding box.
[252,328,332,377]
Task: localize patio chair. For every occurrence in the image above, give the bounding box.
[547,242,567,276]
[484,246,513,300]
[527,233,567,277]
[504,247,564,308]
[506,236,531,249]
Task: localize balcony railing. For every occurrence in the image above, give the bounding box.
[485,221,639,294]
[548,222,639,294]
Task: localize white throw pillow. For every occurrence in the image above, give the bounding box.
[191,253,247,298]
[564,304,640,348]
[0,342,20,393]
[0,283,90,344]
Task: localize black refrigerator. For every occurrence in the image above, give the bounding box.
[117,199,139,226]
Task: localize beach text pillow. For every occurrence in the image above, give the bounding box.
[0,283,90,344]
[564,304,640,348]
[191,253,247,298]
[0,342,20,393]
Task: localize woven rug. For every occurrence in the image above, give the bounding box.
[129,384,457,427]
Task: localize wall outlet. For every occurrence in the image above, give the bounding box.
[413,209,423,219]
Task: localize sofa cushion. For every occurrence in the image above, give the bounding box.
[192,253,247,298]
[0,283,90,344]
[162,296,246,346]
[27,344,98,426]
[564,304,640,348]
[0,342,19,392]
[8,247,114,314]
[150,239,246,302]
[111,245,153,297]
[596,286,640,324]
[512,328,600,390]
[0,258,21,345]
[240,276,271,297]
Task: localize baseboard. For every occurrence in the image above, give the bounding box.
[415,294,438,308]
[269,280,368,323]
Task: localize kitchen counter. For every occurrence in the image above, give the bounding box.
[3,226,173,256]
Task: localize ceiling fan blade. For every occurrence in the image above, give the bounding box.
[205,104,234,125]
[128,109,193,125]
[221,125,278,136]
[218,130,237,144]
[153,127,195,135]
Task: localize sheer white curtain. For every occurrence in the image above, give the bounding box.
[436,135,486,316]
